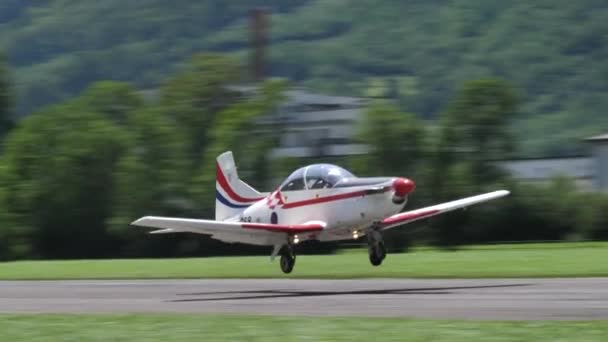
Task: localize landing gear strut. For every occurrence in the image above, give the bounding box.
[367,229,386,266]
[279,244,296,274]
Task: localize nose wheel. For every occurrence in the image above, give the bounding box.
[367,229,386,266]
[279,244,296,274]
[369,241,386,266]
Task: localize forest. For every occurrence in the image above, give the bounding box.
[0,0,607,156]
[0,51,606,261]
[0,2,607,260]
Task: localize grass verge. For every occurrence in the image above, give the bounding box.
[1,314,607,341]
[1,242,607,280]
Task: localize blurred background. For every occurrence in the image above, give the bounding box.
[0,0,607,261]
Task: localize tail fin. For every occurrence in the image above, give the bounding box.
[215,151,266,221]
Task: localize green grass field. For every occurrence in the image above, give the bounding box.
[1,314,607,341]
[1,242,607,280]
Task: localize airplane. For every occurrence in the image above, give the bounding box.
[132,151,509,274]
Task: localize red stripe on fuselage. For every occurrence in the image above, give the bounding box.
[282,186,391,209]
[216,163,264,203]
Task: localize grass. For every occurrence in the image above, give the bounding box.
[1,314,607,341]
[0,242,607,280]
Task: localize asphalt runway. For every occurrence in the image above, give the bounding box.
[1,278,607,320]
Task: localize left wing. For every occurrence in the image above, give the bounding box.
[131,216,325,235]
[380,190,509,230]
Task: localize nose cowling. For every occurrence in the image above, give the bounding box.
[392,177,415,204]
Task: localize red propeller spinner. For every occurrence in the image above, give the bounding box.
[392,177,415,204]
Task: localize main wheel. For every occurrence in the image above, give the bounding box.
[279,246,296,274]
[369,252,382,266]
[378,241,387,260]
[369,242,386,266]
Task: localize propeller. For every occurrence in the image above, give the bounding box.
[392,177,415,204]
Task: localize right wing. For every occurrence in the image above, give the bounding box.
[380,190,509,230]
[131,216,325,235]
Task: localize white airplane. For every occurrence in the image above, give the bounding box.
[132,151,509,273]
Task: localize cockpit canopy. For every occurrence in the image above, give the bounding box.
[279,164,355,191]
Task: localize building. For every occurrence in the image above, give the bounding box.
[494,156,594,190]
[228,85,369,159]
[584,133,608,191]
[241,84,608,192]
[268,89,368,159]
[487,134,608,192]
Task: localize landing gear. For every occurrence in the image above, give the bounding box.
[367,229,386,266]
[369,242,386,266]
[279,244,296,274]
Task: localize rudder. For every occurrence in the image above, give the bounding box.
[215,151,266,221]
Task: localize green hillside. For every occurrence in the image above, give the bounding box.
[1,0,607,155]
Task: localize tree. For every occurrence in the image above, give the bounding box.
[0,104,128,259]
[192,79,287,215]
[428,78,516,247]
[575,192,608,240]
[0,1,25,23]
[160,53,241,161]
[350,100,425,251]
[108,106,191,256]
[434,78,516,195]
[351,100,425,177]
[79,81,143,124]
[0,55,13,137]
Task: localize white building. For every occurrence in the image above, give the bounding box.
[254,88,369,158]
[480,134,608,192]
[495,157,594,190]
[585,133,608,191]
[246,85,608,192]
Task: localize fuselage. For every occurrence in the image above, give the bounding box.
[217,163,414,245]
[237,177,407,242]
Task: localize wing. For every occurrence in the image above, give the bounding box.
[380,190,509,230]
[131,216,325,235]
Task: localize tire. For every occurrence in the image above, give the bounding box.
[280,246,296,274]
[378,242,387,260]
[369,252,383,266]
[369,242,386,266]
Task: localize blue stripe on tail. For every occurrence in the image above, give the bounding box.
[216,190,251,209]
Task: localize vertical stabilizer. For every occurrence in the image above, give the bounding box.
[215,151,266,221]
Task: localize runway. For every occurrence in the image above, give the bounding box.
[1,278,607,320]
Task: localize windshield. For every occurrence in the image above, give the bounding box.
[280,164,355,191]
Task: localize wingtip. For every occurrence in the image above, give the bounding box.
[149,228,174,234]
[490,189,510,198]
[130,216,149,227]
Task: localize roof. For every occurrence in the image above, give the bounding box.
[226,84,366,106]
[584,133,608,142]
[495,157,593,180]
[280,108,361,124]
[284,89,365,106]
[270,144,368,159]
